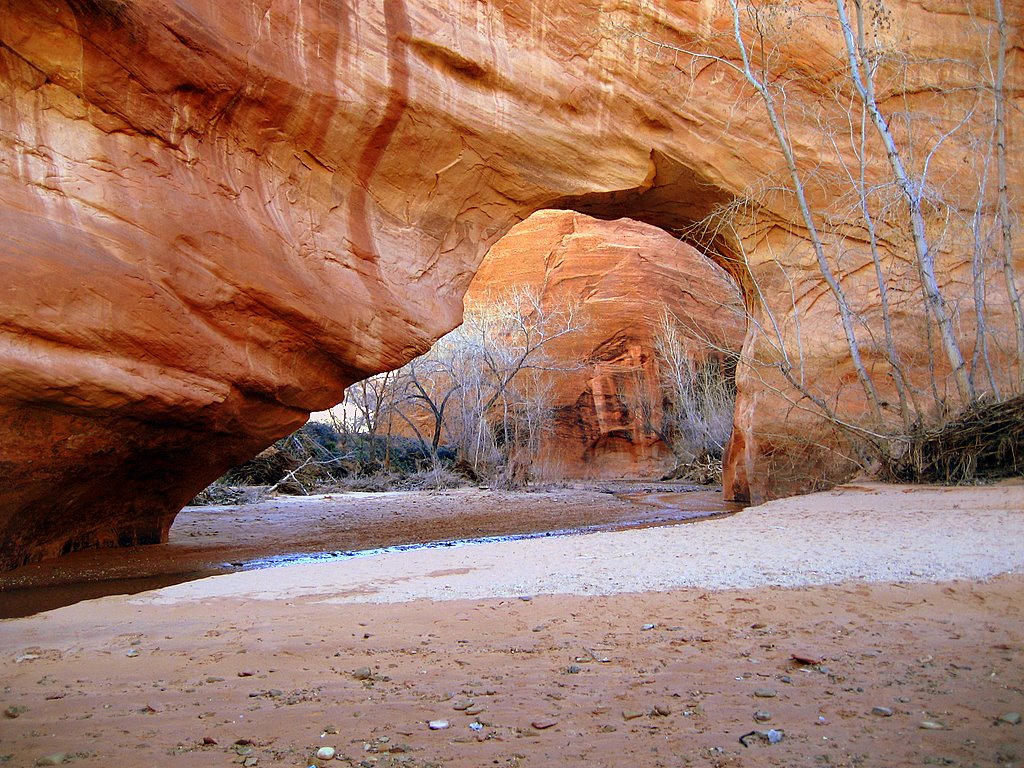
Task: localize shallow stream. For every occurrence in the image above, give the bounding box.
[0,487,744,618]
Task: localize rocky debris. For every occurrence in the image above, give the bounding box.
[427,720,449,731]
[998,712,1021,725]
[872,706,895,717]
[739,729,784,747]
[248,689,284,699]
[790,653,824,666]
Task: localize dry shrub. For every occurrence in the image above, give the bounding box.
[663,453,725,485]
[886,394,1024,484]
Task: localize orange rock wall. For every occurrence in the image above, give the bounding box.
[468,210,744,478]
[0,0,1020,565]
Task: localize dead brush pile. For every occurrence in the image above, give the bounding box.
[886,394,1024,484]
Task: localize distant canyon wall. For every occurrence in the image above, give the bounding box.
[0,0,1019,566]
[468,210,744,479]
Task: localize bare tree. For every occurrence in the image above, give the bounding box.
[344,285,586,483]
[450,286,585,475]
[341,370,400,466]
[993,0,1024,386]
[636,0,1021,488]
[651,308,737,466]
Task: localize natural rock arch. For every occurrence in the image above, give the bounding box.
[0,0,1017,567]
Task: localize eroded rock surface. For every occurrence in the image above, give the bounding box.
[468,210,744,478]
[0,0,1019,566]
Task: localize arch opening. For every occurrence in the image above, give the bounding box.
[300,203,748,497]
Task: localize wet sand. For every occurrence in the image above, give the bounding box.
[0,482,1022,767]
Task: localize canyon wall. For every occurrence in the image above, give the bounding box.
[0,0,1019,566]
[468,210,744,478]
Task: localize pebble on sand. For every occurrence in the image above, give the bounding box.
[790,652,823,665]
[428,720,450,730]
[35,755,65,767]
[315,746,336,760]
[998,712,1021,725]
[871,706,894,717]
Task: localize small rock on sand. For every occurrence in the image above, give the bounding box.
[790,652,823,665]
[998,712,1021,725]
[871,706,894,717]
[315,746,336,760]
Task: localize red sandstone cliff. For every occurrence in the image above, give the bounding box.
[0,0,1020,566]
[468,210,744,478]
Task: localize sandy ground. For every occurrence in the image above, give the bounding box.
[1,482,1022,767]
[0,484,739,617]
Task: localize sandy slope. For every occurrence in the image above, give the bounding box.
[0,483,1022,768]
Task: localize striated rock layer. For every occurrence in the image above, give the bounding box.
[0,0,1020,566]
[468,210,744,478]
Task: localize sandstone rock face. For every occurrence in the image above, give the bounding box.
[468,210,744,478]
[1,0,1019,566]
